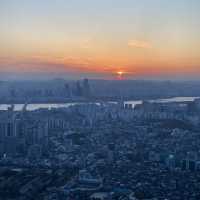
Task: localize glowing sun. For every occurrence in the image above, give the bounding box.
[117,71,123,76]
[116,71,124,79]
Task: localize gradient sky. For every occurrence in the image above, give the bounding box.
[0,0,200,79]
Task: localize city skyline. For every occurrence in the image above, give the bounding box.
[0,0,200,80]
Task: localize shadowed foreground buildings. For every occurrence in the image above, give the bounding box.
[1,99,200,199]
[0,109,49,158]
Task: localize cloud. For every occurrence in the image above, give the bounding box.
[128,40,152,49]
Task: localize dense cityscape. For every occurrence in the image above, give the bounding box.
[1,0,200,199]
[0,79,200,200]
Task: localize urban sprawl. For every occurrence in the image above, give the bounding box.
[0,80,200,200]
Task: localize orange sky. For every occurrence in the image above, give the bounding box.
[0,0,200,79]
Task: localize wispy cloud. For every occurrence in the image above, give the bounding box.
[128,40,152,49]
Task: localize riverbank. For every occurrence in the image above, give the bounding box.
[0,95,198,104]
[0,96,199,111]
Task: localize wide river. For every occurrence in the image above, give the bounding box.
[0,97,199,111]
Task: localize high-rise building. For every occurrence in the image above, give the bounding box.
[0,112,49,157]
[64,83,71,97]
[76,81,82,96]
[83,78,91,98]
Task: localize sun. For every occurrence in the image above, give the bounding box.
[116,71,124,79]
[117,71,123,76]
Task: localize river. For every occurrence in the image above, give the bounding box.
[0,97,199,111]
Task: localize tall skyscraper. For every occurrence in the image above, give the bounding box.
[76,81,82,97]
[83,79,91,98]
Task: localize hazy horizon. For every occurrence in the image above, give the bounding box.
[1,72,200,81]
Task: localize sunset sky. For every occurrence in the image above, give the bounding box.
[0,0,200,79]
